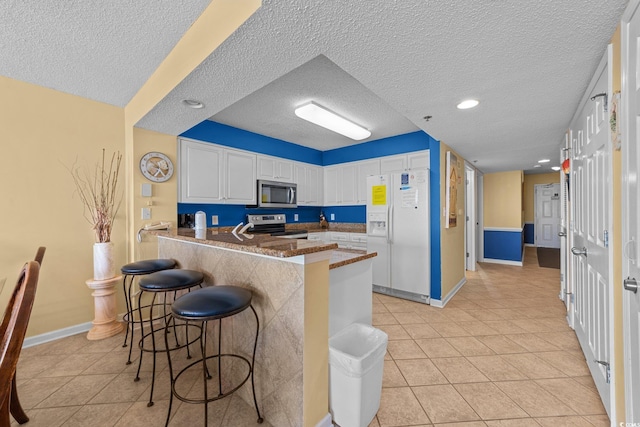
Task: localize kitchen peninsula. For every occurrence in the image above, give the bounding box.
[155,228,376,427]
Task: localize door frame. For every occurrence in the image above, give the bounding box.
[465,163,477,271]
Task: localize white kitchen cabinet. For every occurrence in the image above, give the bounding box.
[257,155,295,182]
[324,163,357,206]
[380,155,407,173]
[408,151,430,170]
[224,149,257,204]
[179,139,223,203]
[356,159,380,204]
[349,233,368,250]
[307,232,327,242]
[178,139,256,204]
[295,163,323,206]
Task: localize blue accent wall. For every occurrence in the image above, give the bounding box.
[180,121,323,165]
[178,203,322,227]
[524,223,534,245]
[321,206,366,223]
[429,141,442,301]
[484,230,524,262]
[323,131,435,165]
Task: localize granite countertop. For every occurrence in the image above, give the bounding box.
[151,228,376,266]
[329,249,377,269]
[154,228,338,258]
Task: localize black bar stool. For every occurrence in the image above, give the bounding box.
[121,259,177,365]
[164,285,263,427]
[136,269,205,407]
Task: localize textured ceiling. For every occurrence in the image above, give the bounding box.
[0,0,211,107]
[1,1,628,174]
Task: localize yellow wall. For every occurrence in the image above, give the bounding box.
[0,75,126,336]
[483,170,524,229]
[439,143,467,298]
[0,1,260,338]
[132,128,179,261]
[523,172,560,223]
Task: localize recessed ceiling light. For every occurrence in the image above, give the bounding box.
[182,99,204,109]
[457,99,479,110]
[533,165,542,168]
[551,166,561,171]
[538,159,550,163]
[294,101,371,140]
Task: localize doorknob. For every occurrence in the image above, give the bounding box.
[558,231,566,237]
[571,246,587,256]
[624,277,638,293]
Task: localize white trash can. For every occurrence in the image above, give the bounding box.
[329,323,388,427]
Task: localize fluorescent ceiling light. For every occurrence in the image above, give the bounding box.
[551,166,561,171]
[294,102,371,140]
[538,159,550,163]
[533,164,542,168]
[457,99,479,109]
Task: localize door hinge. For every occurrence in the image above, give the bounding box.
[466,216,469,221]
[594,360,611,383]
[466,252,469,257]
[560,273,564,282]
[603,230,609,248]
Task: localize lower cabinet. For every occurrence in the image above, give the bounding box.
[307,232,367,249]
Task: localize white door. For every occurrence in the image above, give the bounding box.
[622,1,640,420]
[535,183,561,248]
[559,141,571,316]
[465,165,477,271]
[569,48,613,417]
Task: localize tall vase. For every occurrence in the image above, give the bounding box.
[93,242,115,280]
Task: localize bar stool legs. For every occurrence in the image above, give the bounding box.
[164,296,263,426]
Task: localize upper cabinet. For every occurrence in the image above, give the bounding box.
[295,163,323,206]
[257,155,295,182]
[179,138,256,204]
[356,159,380,204]
[380,151,430,173]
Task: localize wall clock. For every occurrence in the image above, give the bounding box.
[140,152,174,182]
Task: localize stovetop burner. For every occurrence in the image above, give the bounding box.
[247,214,307,238]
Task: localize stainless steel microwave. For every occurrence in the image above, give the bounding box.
[257,180,297,208]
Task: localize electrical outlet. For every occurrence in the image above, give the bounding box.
[294,214,299,221]
[212,215,219,225]
[330,213,335,221]
[141,207,151,220]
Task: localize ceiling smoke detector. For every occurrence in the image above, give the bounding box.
[182,99,204,109]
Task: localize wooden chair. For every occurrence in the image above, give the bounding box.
[0,249,44,426]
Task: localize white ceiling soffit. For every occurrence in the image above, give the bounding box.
[0,0,212,107]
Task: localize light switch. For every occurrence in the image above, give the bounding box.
[141,207,151,220]
[330,213,335,220]
[212,215,219,225]
[294,214,299,221]
[141,183,152,197]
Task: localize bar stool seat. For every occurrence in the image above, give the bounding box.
[135,269,204,407]
[164,285,263,426]
[121,259,177,364]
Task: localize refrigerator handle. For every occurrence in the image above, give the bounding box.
[388,204,394,243]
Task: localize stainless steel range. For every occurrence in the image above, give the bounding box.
[247,214,308,239]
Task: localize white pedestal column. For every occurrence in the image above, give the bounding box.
[85,275,124,340]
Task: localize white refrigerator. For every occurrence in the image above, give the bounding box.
[366,170,430,303]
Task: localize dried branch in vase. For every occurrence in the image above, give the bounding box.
[68,149,123,243]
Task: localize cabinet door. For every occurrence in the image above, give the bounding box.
[294,163,308,205]
[257,156,276,180]
[324,167,340,205]
[380,154,407,173]
[356,159,380,204]
[276,160,295,182]
[224,149,256,204]
[306,165,322,205]
[408,151,430,170]
[179,139,223,203]
[340,163,357,205]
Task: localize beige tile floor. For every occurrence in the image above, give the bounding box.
[14,247,608,427]
[369,248,609,427]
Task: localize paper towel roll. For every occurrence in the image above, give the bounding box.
[195,211,206,229]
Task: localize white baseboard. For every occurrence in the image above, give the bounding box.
[430,277,466,308]
[524,243,536,247]
[482,258,523,267]
[23,321,93,348]
[315,413,332,427]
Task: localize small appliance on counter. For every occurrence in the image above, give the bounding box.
[177,213,195,228]
[248,214,308,239]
